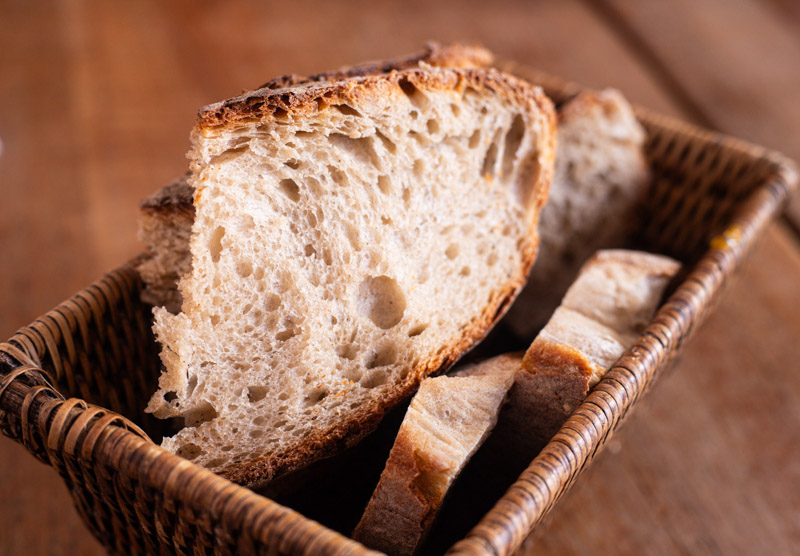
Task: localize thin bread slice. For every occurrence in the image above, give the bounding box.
[352,353,521,555]
[498,249,680,458]
[146,66,556,486]
[505,89,650,338]
[137,43,493,311]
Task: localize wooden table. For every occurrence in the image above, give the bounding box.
[2,1,798,554]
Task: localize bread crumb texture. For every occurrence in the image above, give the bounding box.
[145,67,554,483]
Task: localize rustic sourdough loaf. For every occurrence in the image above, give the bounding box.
[137,43,493,312]
[505,89,650,338]
[145,66,556,485]
[352,353,520,555]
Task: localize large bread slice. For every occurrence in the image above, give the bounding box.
[352,353,520,555]
[137,43,493,312]
[145,66,556,485]
[505,89,650,338]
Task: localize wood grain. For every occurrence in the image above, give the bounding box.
[592,0,800,233]
[0,1,798,555]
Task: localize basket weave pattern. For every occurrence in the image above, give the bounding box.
[1,71,796,555]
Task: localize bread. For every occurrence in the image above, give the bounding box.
[137,43,493,312]
[497,249,680,459]
[505,89,650,338]
[352,353,520,555]
[144,65,556,486]
[138,174,194,313]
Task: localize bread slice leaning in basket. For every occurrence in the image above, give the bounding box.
[144,66,556,486]
[137,42,494,313]
[505,89,650,338]
[497,249,680,460]
[352,353,520,555]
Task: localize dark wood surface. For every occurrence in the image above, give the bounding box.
[1,1,798,554]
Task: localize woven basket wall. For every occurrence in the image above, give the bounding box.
[1,67,796,556]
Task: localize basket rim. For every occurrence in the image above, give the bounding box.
[1,68,797,556]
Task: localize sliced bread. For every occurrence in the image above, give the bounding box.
[352,353,520,555]
[145,66,556,485]
[505,89,650,338]
[497,249,680,458]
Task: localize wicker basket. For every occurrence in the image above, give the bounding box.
[1,66,796,555]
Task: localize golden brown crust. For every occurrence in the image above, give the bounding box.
[350,430,437,555]
[139,173,195,218]
[195,66,554,136]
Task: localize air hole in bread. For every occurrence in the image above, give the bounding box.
[210,314,221,326]
[253,416,266,426]
[208,226,226,263]
[329,133,381,169]
[502,114,525,179]
[487,252,498,266]
[377,175,391,195]
[328,165,348,187]
[304,244,316,257]
[295,130,313,138]
[221,444,234,452]
[460,266,471,277]
[248,430,265,439]
[284,158,300,169]
[208,144,249,166]
[184,401,218,427]
[253,267,264,281]
[279,179,301,202]
[450,103,461,118]
[375,130,397,154]
[402,188,411,206]
[407,323,428,337]
[357,276,406,329]
[186,376,198,397]
[445,243,459,260]
[366,342,397,369]
[333,103,361,117]
[409,131,428,146]
[176,443,203,460]
[381,216,393,225]
[361,370,389,389]
[482,135,500,179]
[344,222,362,251]
[413,159,425,177]
[276,328,297,342]
[336,343,357,360]
[305,388,329,406]
[237,260,253,278]
[427,119,440,135]
[468,129,481,149]
[247,385,268,403]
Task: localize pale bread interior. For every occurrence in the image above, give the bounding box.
[146,70,551,478]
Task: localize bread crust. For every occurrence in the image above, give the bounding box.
[139,173,195,217]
